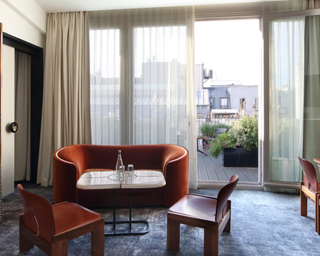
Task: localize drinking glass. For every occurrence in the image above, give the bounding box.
[127,164,134,178]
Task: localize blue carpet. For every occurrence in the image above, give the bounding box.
[0,182,319,255]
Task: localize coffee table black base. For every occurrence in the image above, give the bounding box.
[104,220,149,236]
[103,188,149,236]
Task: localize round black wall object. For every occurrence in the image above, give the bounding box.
[10,122,18,133]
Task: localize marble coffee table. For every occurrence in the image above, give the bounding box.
[77,169,166,236]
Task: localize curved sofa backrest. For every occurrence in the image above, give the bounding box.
[55,144,187,177]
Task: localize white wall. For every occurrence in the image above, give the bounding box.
[0,0,46,48]
[0,0,46,196]
[2,45,15,197]
[228,86,258,116]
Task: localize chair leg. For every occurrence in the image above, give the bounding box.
[204,227,218,256]
[167,215,180,251]
[19,233,34,252]
[316,194,320,234]
[91,219,104,256]
[224,216,231,233]
[51,239,68,256]
[300,187,307,216]
[19,215,34,252]
[224,206,231,233]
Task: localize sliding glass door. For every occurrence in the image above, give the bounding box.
[264,9,320,186]
[269,17,304,183]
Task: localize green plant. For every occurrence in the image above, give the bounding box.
[208,132,235,158]
[200,122,215,138]
[229,115,258,150]
[200,122,231,138]
[208,116,258,159]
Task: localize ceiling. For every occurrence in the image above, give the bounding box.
[34,0,286,13]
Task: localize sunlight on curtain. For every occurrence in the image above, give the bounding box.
[269,17,305,182]
[89,28,120,145]
[89,7,197,188]
[303,15,320,176]
[89,8,191,146]
[133,25,187,145]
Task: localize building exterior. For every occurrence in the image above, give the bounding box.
[196,64,258,119]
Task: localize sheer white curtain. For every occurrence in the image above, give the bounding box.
[15,51,31,181]
[303,15,320,176]
[269,17,305,182]
[37,12,91,186]
[89,6,197,189]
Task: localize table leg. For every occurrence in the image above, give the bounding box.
[104,188,149,236]
[129,188,132,230]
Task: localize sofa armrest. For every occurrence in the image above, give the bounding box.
[162,145,189,206]
[53,148,79,204]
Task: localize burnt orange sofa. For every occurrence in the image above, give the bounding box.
[53,144,189,208]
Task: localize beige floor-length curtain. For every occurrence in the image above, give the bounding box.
[186,7,197,189]
[263,0,308,14]
[307,0,320,9]
[262,0,320,13]
[89,6,197,189]
[303,15,320,176]
[15,51,31,181]
[37,12,91,186]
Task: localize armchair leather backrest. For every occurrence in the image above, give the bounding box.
[215,175,239,223]
[298,157,318,193]
[18,184,55,243]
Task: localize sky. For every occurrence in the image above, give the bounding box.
[195,19,262,86]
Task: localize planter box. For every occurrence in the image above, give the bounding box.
[223,148,258,167]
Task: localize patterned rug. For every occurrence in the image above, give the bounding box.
[0,181,319,256]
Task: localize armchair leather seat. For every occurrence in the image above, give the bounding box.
[169,195,217,222]
[53,202,101,235]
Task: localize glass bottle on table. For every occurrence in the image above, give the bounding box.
[115,150,124,179]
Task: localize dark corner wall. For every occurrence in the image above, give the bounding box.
[3,33,43,184]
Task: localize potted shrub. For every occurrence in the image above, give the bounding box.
[207,116,258,167]
[199,122,231,150]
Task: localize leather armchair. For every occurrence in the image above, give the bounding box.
[167,175,239,256]
[18,184,104,255]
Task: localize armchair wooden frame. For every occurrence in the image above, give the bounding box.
[299,157,320,234]
[18,184,105,256]
[167,175,239,256]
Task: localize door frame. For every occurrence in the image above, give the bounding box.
[3,33,43,184]
[262,8,320,189]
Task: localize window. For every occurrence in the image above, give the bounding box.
[254,98,259,109]
[240,98,246,117]
[209,97,214,108]
[220,97,228,109]
[89,8,194,147]
[133,26,187,145]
